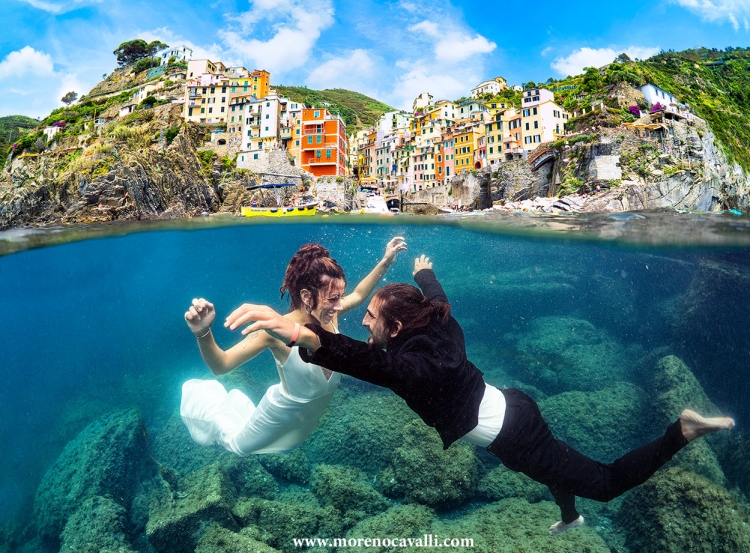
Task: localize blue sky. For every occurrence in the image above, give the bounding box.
[1,0,749,119]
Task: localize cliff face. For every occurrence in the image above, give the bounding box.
[482,114,749,213]
[0,105,221,229]
[0,102,321,229]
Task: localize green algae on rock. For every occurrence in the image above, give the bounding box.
[33,408,155,547]
[59,496,137,553]
[375,419,480,509]
[433,498,612,553]
[477,465,551,504]
[506,316,639,394]
[195,525,281,553]
[146,462,242,553]
[539,382,647,462]
[346,504,437,553]
[258,449,313,485]
[300,388,418,474]
[619,467,750,552]
[311,464,390,519]
[232,496,343,553]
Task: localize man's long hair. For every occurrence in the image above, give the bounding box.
[373,283,451,337]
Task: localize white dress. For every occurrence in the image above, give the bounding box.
[180,346,341,455]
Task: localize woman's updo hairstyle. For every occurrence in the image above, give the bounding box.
[372,283,451,337]
[280,243,346,311]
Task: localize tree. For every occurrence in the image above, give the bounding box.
[113,39,168,66]
[61,91,78,106]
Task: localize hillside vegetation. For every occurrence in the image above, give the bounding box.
[1,115,39,158]
[273,85,395,134]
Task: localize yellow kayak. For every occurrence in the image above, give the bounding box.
[240,204,317,218]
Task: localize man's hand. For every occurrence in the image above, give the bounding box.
[185,298,215,337]
[225,304,320,351]
[383,236,407,264]
[413,254,433,276]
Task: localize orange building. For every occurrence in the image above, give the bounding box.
[299,108,347,177]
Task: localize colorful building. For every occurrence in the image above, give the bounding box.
[183,73,231,123]
[299,108,347,177]
[520,88,569,155]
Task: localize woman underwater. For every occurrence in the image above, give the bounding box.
[180,237,406,455]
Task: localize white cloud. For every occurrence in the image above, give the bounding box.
[435,33,496,63]
[541,46,554,57]
[391,62,475,110]
[0,47,54,80]
[219,0,334,74]
[408,19,496,63]
[306,49,375,91]
[18,0,102,15]
[551,46,660,76]
[408,20,440,37]
[671,0,750,30]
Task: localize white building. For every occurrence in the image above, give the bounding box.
[472,80,500,97]
[640,84,677,108]
[412,92,434,113]
[157,46,192,66]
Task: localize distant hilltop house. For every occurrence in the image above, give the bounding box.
[156,46,192,66]
[639,83,695,121]
[471,77,508,98]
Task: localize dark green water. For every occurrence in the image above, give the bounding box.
[1,213,749,552]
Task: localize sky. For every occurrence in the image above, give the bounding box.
[1,0,749,119]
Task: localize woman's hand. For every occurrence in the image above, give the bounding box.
[185,298,216,337]
[383,236,407,264]
[413,254,433,276]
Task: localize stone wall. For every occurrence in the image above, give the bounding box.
[314,179,348,205]
[589,155,622,181]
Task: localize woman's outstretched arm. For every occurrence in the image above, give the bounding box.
[185,297,279,375]
[340,236,407,314]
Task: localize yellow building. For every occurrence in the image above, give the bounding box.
[183,73,231,123]
[228,70,270,103]
[520,89,569,154]
[453,123,484,172]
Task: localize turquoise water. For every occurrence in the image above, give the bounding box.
[1,214,749,552]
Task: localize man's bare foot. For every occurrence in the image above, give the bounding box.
[549,515,584,536]
[680,409,735,442]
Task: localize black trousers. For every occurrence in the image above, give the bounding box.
[486,388,688,523]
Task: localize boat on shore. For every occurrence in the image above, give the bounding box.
[241,204,317,218]
[240,182,316,217]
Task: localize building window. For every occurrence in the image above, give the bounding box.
[307,136,313,144]
[533,107,538,115]
[316,150,322,158]
[314,110,320,118]
[534,121,539,129]
[525,123,529,130]
[326,150,332,158]
[316,135,322,143]
[253,153,259,159]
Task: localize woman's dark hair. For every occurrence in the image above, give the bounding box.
[280,244,346,311]
[373,283,451,336]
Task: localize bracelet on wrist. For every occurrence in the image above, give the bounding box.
[287,322,301,347]
[196,328,211,339]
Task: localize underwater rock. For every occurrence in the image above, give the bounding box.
[433,498,611,553]
[619,467,750,553]
[477,465,551,504]
[33,408,155,546]
[719,432,750,498]
[233,496,343,552]
[506,316,637,394]
[194,525,281,553]
[651,355,723,423]
[651,355,727,485]
[152,412,234,476]
[300,388,418,474]
[59,496,137,553]
[539,382,647,462]
[672,257,750,420]
[258,449,312,485]
[375,419,479,509]
[310,464,390,519]
[345,504,436,552]
[146,462,241,553]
